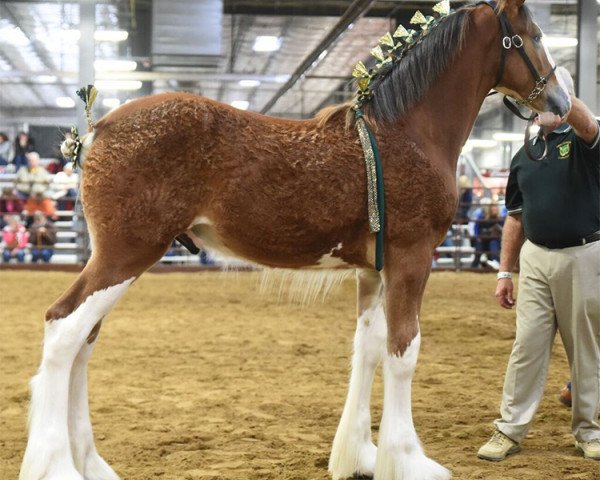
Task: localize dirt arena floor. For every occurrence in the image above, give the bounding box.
[1,270,597,480]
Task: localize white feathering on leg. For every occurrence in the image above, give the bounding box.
[329,304,387,479]
[69,341,120,480]
[375,333,451,480]
[20,279,132,480]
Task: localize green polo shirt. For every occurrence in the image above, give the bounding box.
[505,122,599,247]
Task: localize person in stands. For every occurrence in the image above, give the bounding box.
[15,151,51,199]
[12,131,35,171]
[23,192,57,226]
[2,215,29,263]
[28,211,57,263]
[0,133,11,167]
[51,163,79,209]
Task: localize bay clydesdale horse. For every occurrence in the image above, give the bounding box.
[20,1,570,479]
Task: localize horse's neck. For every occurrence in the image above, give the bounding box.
[398,8,500,171]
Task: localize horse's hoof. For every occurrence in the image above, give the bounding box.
[353,475,373,480]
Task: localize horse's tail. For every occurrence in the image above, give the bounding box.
[60,131,95,168]
[60,85,98,169]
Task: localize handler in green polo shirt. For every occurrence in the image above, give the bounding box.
[478,72,600,462]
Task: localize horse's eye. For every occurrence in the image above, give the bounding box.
[533,34,543,43]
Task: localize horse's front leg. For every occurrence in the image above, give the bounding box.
[375,246,451,480]
[329,269,386,479]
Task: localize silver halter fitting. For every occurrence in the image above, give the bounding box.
[503,34,523,50]
[518,76,549,106]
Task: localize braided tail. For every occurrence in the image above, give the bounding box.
[60,85,98,169]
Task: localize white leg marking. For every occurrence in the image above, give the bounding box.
[329,304,386,479]
[20,279,133,480]
[69,340,120,480]
[375,333,451,480]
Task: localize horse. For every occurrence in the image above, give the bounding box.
[19,0,571,479]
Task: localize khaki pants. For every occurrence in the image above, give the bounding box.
[495,240,600,443]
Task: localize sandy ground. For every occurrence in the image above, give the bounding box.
[0,270,597,480]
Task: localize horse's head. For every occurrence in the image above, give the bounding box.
[493,0,571,117]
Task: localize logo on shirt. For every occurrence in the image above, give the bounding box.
[557,141,571,159]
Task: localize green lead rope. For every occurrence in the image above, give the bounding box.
[354,109,385,271]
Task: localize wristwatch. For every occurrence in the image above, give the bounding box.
[497,271,512,280]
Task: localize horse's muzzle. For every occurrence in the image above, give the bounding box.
[545,87,571,118]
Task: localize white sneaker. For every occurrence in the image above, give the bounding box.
[576,439,600,460]
[487,259,500,270]
[478,430,521,461]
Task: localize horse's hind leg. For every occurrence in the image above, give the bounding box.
[20,242,168,480]
[329,269,386,480]
[69,323,118,480]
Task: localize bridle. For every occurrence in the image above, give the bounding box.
[481,1,558,161]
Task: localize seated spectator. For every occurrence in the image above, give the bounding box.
[0,133,10,167]
[15,151,51,199]
[45,158,63,175]
[51,163,79,209]
[23,192,57,225]
[470,198,504,269]
[0,187,24,217]
[28,211,57,263]
[2,215,29,263]
[12,131,35,171]
[455,175,473,224]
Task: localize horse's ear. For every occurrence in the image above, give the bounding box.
[501,0,525,15]
[504,0,526,7]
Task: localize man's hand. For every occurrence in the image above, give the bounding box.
[535,111,563,131]
[495,278,515,309]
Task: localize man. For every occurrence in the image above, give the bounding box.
[15,151,51,199]
[477,84,600,462]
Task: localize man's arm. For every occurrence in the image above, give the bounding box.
[565,96,599,146]
[495,214,525,309]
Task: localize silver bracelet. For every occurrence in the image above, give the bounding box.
[497,271,513,280]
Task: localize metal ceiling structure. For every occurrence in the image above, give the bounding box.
[0,0,598,138]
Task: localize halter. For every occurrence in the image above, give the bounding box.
[481,1,557,161]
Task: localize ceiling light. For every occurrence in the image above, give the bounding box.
[543,36,578,48]
[465,139,497,149]
[56,97,75,108]
[94,30,129,42]
[492,132,525,142]
[94,59,137,72]
[95,80,142,91]
[253,36,281,52]
[239,79,261,88]
[34,75,58,83]
[102,98,121,109]
[231,100,249,110]
[61,29,81,42]
[274,74,290,83]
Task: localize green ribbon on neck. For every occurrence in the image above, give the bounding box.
[354,109,385,271]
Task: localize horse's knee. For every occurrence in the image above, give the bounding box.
[387,326,420,358]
